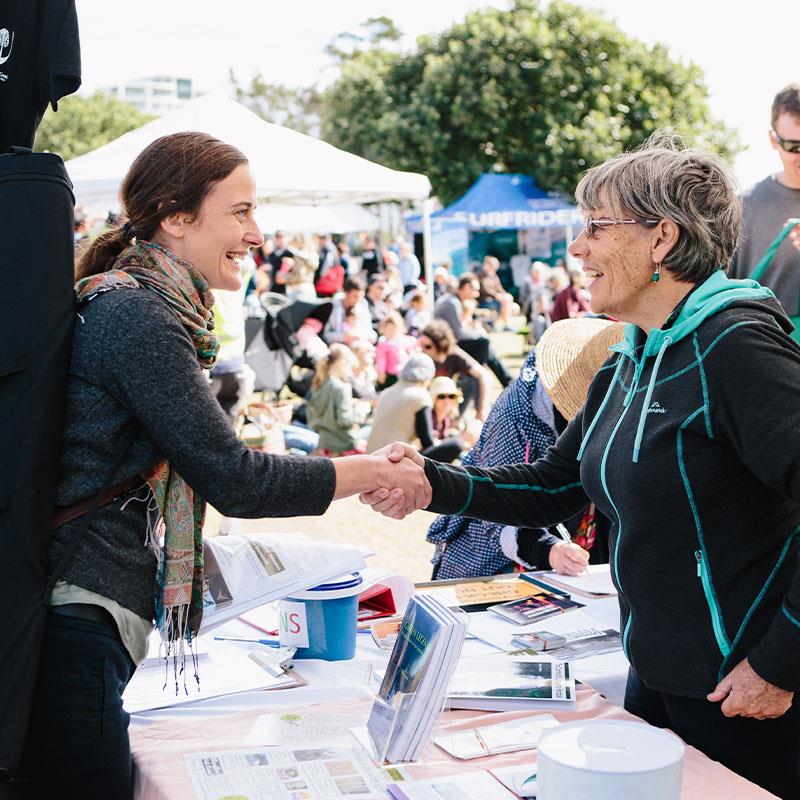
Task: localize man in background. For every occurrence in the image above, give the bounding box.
[731,84,800,313]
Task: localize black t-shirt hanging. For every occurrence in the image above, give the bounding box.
[0,0,81,152]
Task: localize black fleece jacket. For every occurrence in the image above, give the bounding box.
[424,273,800,698]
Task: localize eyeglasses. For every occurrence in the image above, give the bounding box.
[583,217,660,240]
[437,393,458,400]
[772,129,800,154]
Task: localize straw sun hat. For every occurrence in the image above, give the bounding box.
[535,318,626,421]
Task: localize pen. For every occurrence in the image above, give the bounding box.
[213,636,282,648]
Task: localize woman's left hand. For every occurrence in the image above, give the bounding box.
[707,658,793,719]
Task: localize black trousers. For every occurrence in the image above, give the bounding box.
[2,613,136,800]
[625,667,800,799]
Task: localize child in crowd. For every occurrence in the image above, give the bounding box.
[350,339,378,404]
[404,290,430,337]
[375,311,416,390]
[304,344,363,456]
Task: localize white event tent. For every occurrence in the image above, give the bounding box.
[66,94,436,296]
[254,203,380,236]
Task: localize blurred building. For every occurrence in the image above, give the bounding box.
[106,76,194,116]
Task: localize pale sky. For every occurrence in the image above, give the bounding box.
[75,0,797,189]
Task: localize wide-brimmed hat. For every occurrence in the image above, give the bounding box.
[536,317,626,420]
[428,376,463,403]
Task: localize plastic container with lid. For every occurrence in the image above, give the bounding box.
[277,573,363,660]
[537,719,684,800]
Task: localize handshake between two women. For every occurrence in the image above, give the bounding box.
[331,442,429,518]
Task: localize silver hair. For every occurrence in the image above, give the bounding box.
[575,136,742,282]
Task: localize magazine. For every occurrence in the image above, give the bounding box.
[185,746,392,800]
[512,628,622,660]
[416,576,545,611]
[367,595,467,762]
[199,533,371,631]
[447,654,575,710]
[487,593,584,625]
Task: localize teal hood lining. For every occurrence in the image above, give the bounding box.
[578,271,775,463]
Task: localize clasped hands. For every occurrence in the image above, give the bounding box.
[363,442,429,519]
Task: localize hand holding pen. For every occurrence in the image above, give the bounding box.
[548,523,590,576]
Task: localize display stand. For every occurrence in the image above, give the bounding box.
[354,662,452,764]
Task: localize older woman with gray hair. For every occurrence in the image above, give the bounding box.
[365,140,800,798]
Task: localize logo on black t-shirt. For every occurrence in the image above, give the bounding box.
[0,28,13,78]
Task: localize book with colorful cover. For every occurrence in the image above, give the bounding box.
[487,594,584,625]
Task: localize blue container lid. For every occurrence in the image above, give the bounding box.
[306,572,363,593]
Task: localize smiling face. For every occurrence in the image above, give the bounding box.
[160,163,264,291]
[568,205,655,321]
[771,111,800,189]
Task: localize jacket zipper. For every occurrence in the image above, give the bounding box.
[599,354,639,661]
[694,549,731,658]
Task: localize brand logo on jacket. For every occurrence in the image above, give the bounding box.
[0,28,13,67]
[647,401,666,415]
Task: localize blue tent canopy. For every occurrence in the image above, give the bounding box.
[407,173,582,233]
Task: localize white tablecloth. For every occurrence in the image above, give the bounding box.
[128,587,628,728]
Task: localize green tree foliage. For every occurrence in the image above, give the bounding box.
[35,92,154,161]
[321,1,739,204]
[230,69,322,137]
[324,16,403,63]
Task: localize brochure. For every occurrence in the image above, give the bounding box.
[447,654,575,710]
[488,594,585,625]
[200,532,371,631]
[185,746,392,800]
[433,713,560,759]
[367,594,468,762]
[387,770,517,800]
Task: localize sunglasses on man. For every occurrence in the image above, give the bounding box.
[582,217,660,239]
[772,129,800,154]
[436,393,458,400]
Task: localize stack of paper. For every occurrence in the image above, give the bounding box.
[532,564,617,597]
[123,646,299,713]
[367,595,468,762]
[200,532,371,630]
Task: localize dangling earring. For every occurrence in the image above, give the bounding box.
[652,263,661,284]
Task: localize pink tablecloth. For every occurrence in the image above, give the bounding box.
[131,685,777,799]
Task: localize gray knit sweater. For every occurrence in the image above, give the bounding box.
[51,288,336,621]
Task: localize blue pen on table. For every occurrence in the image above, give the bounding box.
[213,636,281,648]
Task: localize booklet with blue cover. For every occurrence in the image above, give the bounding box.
[367,594,467,763]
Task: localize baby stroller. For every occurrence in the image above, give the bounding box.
[244,294,333,397]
